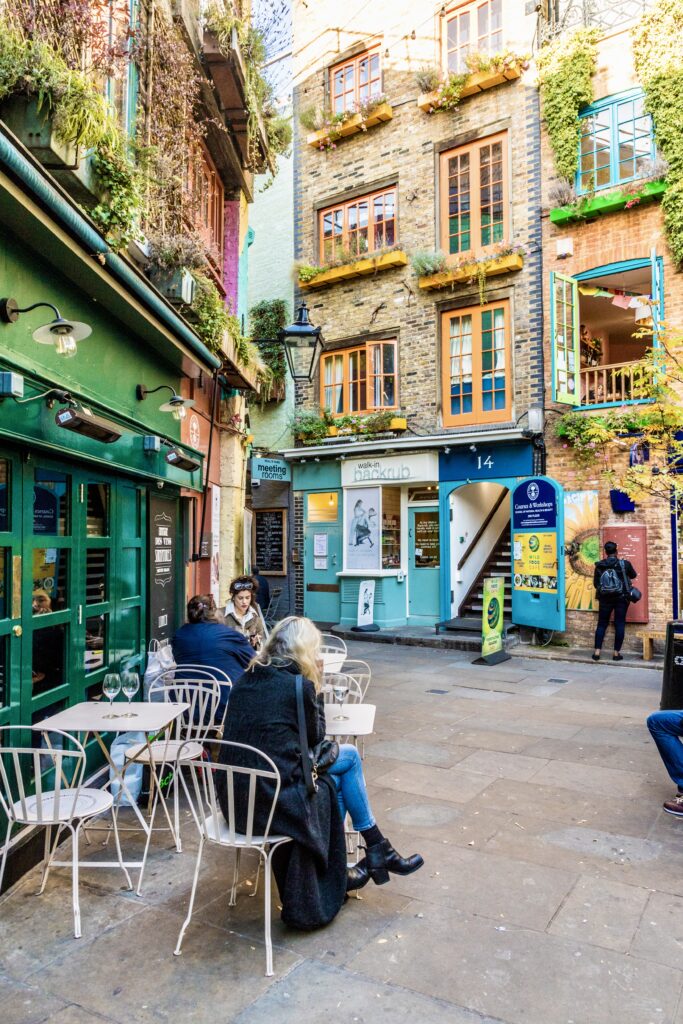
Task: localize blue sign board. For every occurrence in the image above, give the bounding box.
[510,477,566,632]
[439,441,533,482]
[251,458,291,483]
[512,478,558,530]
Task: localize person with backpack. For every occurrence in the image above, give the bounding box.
[592,540,637,662]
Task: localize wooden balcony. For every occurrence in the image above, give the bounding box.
[580,361,646,406]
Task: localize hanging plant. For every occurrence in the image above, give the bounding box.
[249,299,288,401]
[537,28,599,183]
[632,0,683,267]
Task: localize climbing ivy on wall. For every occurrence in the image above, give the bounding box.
[249,299,288,401]
[632,0,683,267]
[536,28,599,183]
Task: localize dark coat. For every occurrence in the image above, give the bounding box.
[593,556,637,602]
[253,573,271,611]
[171,621,253,716]
[217,660,347,930]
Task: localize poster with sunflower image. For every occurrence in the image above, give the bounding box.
[564,490,600,612]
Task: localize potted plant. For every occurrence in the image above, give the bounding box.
[146,233,208,306]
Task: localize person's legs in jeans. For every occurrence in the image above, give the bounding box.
[594,600,613,652]
[647,712,683,811]
[612,598,629,653]
[327,743,375,831]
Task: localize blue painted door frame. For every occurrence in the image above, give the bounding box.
[408,506,440,625]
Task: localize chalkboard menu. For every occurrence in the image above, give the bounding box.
[253,508,286,575]
[149,494,178,643]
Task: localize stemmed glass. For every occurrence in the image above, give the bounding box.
[120,671,140,717]
[332,675,349,721]
[102,673,121,718]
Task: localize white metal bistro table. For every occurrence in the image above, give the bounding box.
[324,702,376,738]
[38,700,190,875]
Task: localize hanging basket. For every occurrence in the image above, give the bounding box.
[609,489,636,513]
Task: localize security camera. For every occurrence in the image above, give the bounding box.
[252,480,261,489]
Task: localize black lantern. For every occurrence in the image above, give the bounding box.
[279,301,324,382]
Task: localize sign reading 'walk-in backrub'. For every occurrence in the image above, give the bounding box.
[510,477,566,633]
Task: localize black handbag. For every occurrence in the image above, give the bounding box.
[295,674,339,795]
[619,560,642,603]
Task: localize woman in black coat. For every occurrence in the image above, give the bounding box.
[217,616,423,931]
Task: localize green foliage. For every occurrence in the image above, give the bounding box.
[249,299,288,400]
[415,66,442,93]
[293,409,401,445]
[146,232,208,272]
[192,274,231,355]
[424,72,468,113]
[295,245,401,284]
[90,145,142,249]
[292,410,333,444]
[537,28,598,182]
[299,95,387,150]
[632,0,683,266]
[418,51,529,113]
[411,250,448,276]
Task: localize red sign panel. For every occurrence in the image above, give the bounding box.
[600,524,649,623]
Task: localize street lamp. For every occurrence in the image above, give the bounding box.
[0,297,92,358]
[278,301,324,382]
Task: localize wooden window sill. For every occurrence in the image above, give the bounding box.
[299,250,408,290]
[550,179,667,225]
[306,102,393,148]
[419,252,524,291]
[417,65,522,112]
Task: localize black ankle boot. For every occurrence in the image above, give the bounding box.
[365,839,424,884]
[346,858,371,892]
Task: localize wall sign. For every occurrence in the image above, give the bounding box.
[600,524,649,624]
[149,494,178,644]
[253,508,286,575]
[342,451,438,486]
[357,580,376,627]
[510,477,566,632]
[252,458,291,483]
[482,577,505,658]
[439,441,533,482]
[512,478,558,530]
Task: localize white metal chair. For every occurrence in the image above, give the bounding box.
[0,726,131,938]
[322,673,363,705]
[173,740,292,977]
[125,676,222,892]
[320,633,348,673]
[343,659,371,700]
[263,588,283,628]
[172,665,232,736]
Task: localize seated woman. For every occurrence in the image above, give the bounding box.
[223,576,267,652]
[172,594,253,720]
[217,616,423,931]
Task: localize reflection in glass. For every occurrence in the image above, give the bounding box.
[86,549,108,604]
[32,548,68,613]
[85,614,107,673]
[413,512,440,568]
[33,469,70,535]
[0,635,6,708]
[0,458,10,531]
[32,623,66,695]
[0,547,7,619]
[87,483,110,536]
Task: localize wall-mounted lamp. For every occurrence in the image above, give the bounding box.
[469,443,477,453]
[519,403,545,437]
[279,302,324,382]
[443,446,451,454]
[136,384,194,421]
[0,298,92,358]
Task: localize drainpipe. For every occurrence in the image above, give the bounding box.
[192,368,220,561]
[0,127,221,372]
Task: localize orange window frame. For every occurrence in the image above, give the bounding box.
[186,143,225,278]
[320,340,398,416]
[441,301,511,427]
[330,48,382,114]
[443,0,503,73]
[319,186,397,263]
[439,132,508,259]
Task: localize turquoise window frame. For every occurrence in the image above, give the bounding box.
[105,0,139,138]
[576,89,656,196]
[551,256,664,411]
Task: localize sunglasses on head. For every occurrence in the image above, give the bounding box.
[233,581,254,592]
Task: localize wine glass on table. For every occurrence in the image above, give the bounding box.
[120,671,140,717]
[102,673,121,719]
[332,675,349,721]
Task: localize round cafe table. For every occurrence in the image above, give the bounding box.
[324,701,376,738]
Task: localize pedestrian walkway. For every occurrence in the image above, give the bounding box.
[2,645,682,1024]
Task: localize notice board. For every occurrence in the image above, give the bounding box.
[600,524,649,623]
[253,508,286,575]
[149,494,179,643]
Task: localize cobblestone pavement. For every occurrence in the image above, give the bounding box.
[2,643,682,1024]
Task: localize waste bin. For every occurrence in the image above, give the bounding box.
[660,621,683,709]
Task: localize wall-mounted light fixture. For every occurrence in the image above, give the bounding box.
[0,298,91,358]
[278,302,324,382]
[55,402,122,444]
[136,384,194,421]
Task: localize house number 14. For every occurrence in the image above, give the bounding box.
[477,455,494,470]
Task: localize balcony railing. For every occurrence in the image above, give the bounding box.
[540,1,655,42]
[580,360,646,406]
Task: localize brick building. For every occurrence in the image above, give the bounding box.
[284,0,545,633]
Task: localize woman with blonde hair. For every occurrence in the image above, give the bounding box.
[217,615,423,930]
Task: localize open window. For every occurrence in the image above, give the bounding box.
[551,255,662,408]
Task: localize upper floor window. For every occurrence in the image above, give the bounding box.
[441,302,510,426]
[331,49,381,115]
[321,340,398,416]
[445,0,503,74]
[187,145,225,278]
[578,91,656,195]
[320,187,396,263]
[440,133,508,257]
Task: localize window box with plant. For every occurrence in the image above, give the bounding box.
[414,243,525,301]
[415,53,528,114]
[293,409,407,445]
[298,249,408,290]
[549,173,668,225]
[300,97,393,151]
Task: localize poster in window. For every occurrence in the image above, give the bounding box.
[346,487,380,571]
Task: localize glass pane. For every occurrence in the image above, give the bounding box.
[86,549,108,604]
[0,458,10,531]
[120,546,140,599]
[0,636,6,708]
[32,623,66,695]
[307,493,338,523]
[87,483,110,536]
[32,549,68,613]
[33,469,70,536]
[85,614,107,674]
[0,547,7,619]
[414,511,440,568]
[381,487,401,569]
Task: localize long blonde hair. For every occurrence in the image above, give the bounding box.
[250,616,323,690]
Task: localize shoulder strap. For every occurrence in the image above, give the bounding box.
[295,674,317,795]
[618,559,631,592]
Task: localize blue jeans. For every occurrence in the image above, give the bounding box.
[647,711,683,789]
[327,743,375,831]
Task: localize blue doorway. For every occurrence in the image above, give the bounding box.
[408,506,440,625]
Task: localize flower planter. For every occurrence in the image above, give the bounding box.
[389,417,407,431]
[418,253,524,291]
[417,64,523,112]
[550,180,667,225]
[148,268,197,305]
[299,250,409,290]
[306,102,393,149]
[609,489,637,513]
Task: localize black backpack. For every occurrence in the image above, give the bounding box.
[597,564,624,597]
